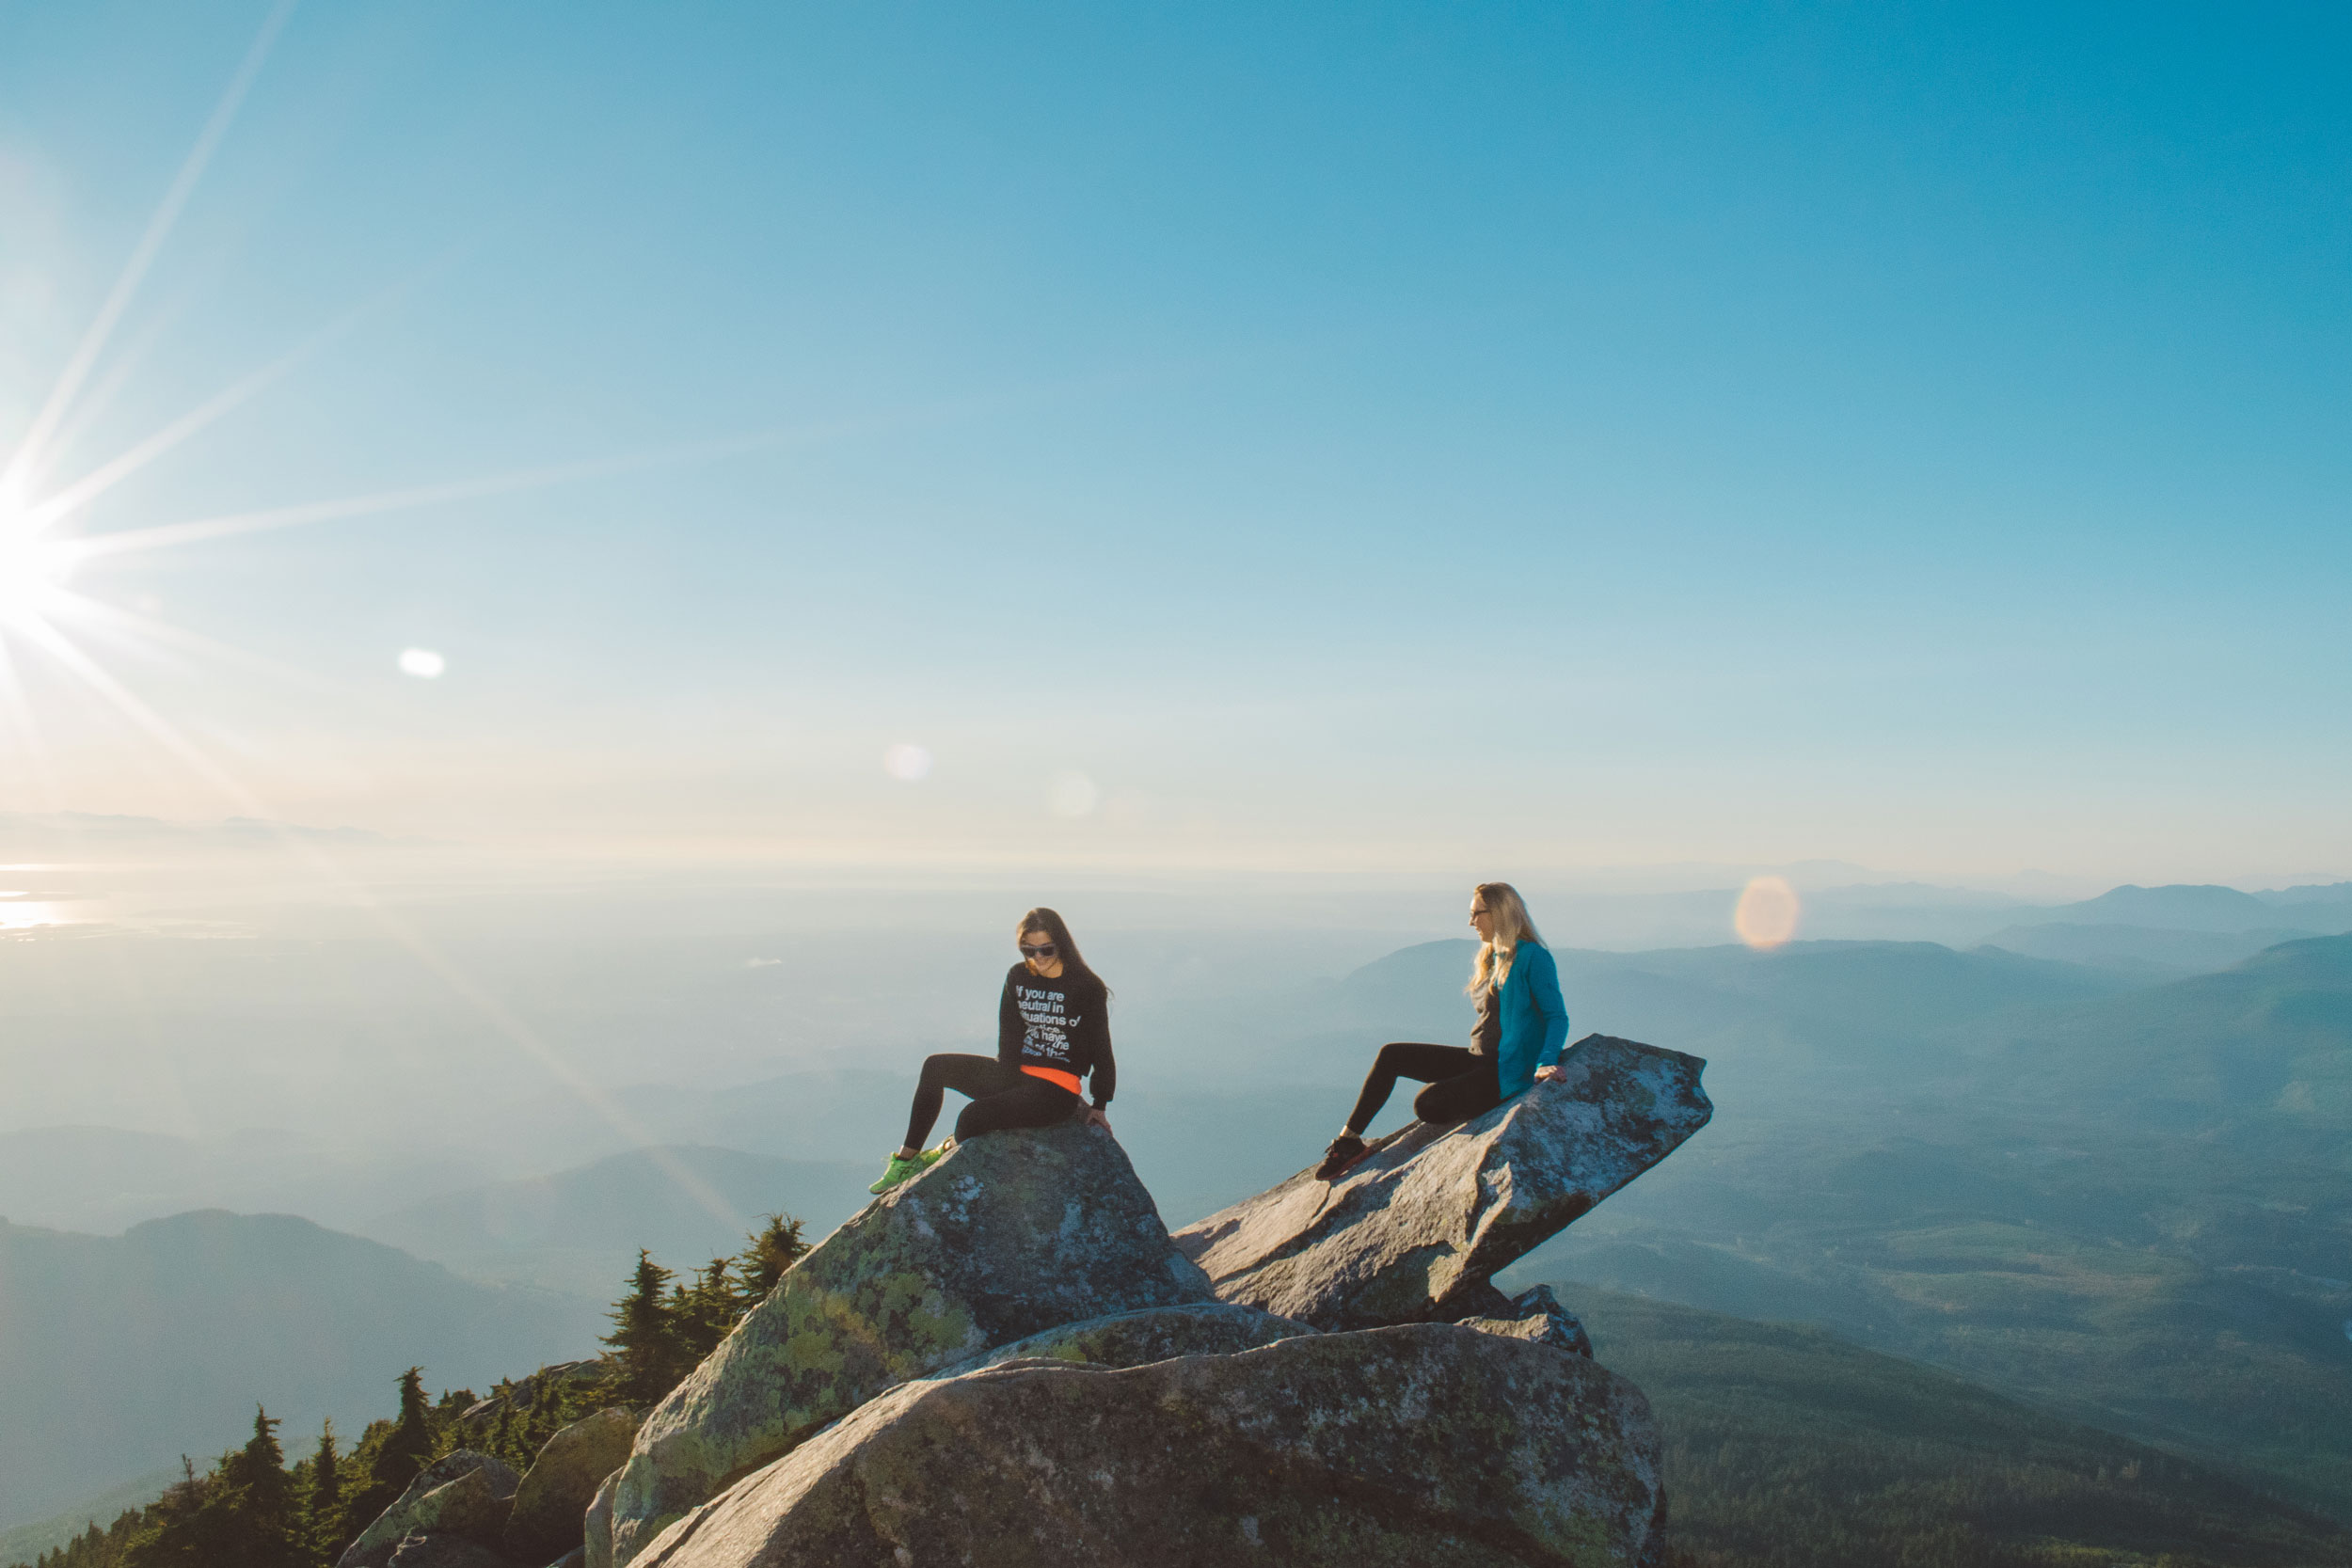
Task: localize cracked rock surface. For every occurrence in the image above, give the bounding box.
[630,1323,1664,1568]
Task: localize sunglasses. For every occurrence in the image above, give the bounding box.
[1019,942,1058,958]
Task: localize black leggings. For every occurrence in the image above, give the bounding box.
[1344,1043,1501,1135]
[904,1053,1082,1150]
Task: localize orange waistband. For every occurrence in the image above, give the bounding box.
[1022,1065,1083,1095]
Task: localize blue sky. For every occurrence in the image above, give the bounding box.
[2,1,2347,881]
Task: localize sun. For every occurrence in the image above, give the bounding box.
[0,505,73,629]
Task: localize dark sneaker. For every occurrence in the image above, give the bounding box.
[1313,1134,1368,1180]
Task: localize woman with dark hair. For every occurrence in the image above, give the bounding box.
[1311,881,1569,1180]
[868,906,1117,1194]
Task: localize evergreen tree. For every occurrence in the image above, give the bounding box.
[379,1368,433,1484]
[734,1212,806,1307]
[218,1407,307,1568]
[336,1368,435,1548]
[675,1257,740,1360]
[304,1419,343,1565]
[118,1461,212,1568]
[597,1250,687,1407]
[120,1424,301,1568]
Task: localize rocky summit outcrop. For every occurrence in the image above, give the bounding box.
[339,1451,519,1568]
[601,1118,1212,1566]
[628,1322,1664,1568]
[1175,1034,1710,1329]
[1460,1282,1595,1358]
[502,1406,640,1563]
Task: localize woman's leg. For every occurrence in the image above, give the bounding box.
[1412,1055,1502,1124]
[903,1054,1023,1152]
[954,1074,1082,1142]
[1343,1043,1477,1135]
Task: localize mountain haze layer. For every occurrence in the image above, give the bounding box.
[0,1212,599,1530]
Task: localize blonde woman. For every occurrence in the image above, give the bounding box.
[1313,882,1569,1180]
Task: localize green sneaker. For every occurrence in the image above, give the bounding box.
[867,1147,944,1195]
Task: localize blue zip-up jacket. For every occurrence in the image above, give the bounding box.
[1495,942,1570,1099]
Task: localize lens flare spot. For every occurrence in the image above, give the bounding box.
[1734,875,1802,949]
[397,647,446,679]
[882,743,932,782]
[1049,771,1099,817]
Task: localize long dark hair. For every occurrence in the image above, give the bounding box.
[1017,907,1108,997]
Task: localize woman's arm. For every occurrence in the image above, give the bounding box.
[1085,988,1116,1108]
[1528,946,1571,1082]
[998,972,1022,1067]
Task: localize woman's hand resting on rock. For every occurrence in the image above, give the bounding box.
[1083,1105,1113,1133]
[1534,1065,1565,1084]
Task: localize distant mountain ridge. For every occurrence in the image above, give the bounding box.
[358,1144,875,1297]
[2020,881,2352,934]
[1976,921,2321,974]
[0,1210,599,1531]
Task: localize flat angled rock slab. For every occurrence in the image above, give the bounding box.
[604,1119,1211,1567]
[629,1323,1663,1568]
[1175,1035,1710,1330]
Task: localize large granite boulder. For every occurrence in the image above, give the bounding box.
[502,1406,640,1563]
[951,1299,1316,1372]
[602,1119,1212,1566]
[1175,1034,1710,1329]
[1460,1282,1594,1358]
[583,1470,620,1568]
[628,1322,1663,1568]
[339,1451,519,1568]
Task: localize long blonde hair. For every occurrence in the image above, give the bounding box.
[1468,881,1545,995]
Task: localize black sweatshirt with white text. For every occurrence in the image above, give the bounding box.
[996,964,1116,1107]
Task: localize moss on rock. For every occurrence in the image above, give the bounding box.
[600,1119,1213,1567]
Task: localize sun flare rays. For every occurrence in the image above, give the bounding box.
[0,0,771,1235]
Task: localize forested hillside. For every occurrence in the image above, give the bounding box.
[1568,1286,2352,1568]
[0,1212,597,1528]
[5,1217,806,1568]
[1510,935,2352,1520]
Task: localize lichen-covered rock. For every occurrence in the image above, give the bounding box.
[1175,1034,1710,1330]
[381,1534,513,1568]
[1460,1283,1594,1358]
[629,1322,1663,1568]
[604,1119,1212,1566]
[338,1451,519,1568]
[583,1468,619,1568]
[502,1406,640,1563]
[951,1299,1316,1372]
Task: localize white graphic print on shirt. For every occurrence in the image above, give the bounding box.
[1014,983,1084,1068]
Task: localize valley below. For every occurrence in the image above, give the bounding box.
[4,876,2349,1560]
